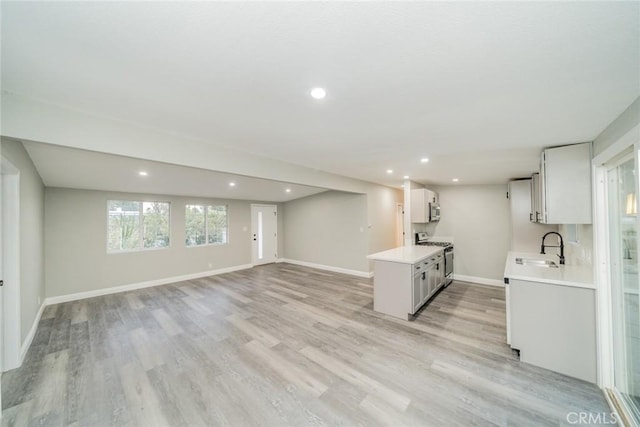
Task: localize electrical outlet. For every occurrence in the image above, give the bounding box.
[37,296,41,306]
[208,263,213,269]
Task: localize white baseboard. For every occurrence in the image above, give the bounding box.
[20,301,46,363]
[454,274,504,288]
[44,264,254,306]
[279,258,373,278]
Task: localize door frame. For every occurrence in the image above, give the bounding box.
[250,204,278,266]
[395,203,404,247]
[592,123,640,392]
[1,155,22,373]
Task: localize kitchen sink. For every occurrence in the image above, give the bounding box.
[515,258,559,268]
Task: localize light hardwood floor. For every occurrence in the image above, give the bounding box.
[1,263,609,426]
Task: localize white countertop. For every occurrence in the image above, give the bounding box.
[504,251,594,290]
[367,245,443,265]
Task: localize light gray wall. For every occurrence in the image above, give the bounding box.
[428,184,510,282]
[1,138,46,342]
[45,187,282,297]
[283,191,370,273]
[282,185,402,274]
[593,96,640,156]
[366,184,404,256]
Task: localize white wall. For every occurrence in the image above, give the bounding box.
[427,184,510,282]
[2,93,371,194]
[45,187,282,298]
[283,191,370,273]
[593,96,640,156]
[366,184,404,258]
[1,138,46,343]
[283,186,402,274]
[559,224,593,266]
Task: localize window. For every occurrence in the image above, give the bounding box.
[185,204,228,246]
[107,200,170,252]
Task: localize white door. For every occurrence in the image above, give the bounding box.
[0,157,21,375]
[251,205,278,265]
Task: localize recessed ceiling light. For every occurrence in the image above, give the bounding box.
[310,87,326,99]
[138,171,148,176]
[285,188,291,193]
[386,169,393,174]
[452,178,459,182]
[229,182,236,187]
[420,158,429,163]
[403,175,409,179]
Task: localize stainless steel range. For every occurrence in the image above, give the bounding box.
[416,232,454,286]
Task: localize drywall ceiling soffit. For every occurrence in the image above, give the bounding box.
[22,141,330,203]
[2,2,639,187]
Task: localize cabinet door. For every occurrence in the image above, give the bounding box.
[420,269,429,304]
[539,152,547,223]
[531,173,541,223]
[427,263,436,298]
[412,271,422,313]
[434,260,444,293]
[543,143,592,224]
[410,189,427,223]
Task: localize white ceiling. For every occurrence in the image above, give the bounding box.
[22,141,327,203]
[2,2,639,188]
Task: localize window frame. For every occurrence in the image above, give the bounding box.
[106,199,172,254]
[185,203,229,247]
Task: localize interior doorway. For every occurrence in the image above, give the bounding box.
[1,156,22,375]
[251,204,278,265]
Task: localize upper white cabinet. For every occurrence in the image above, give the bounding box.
[411,188,437,223]
[531,142,592,224]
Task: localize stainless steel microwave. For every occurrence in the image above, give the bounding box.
[429,203,440,222]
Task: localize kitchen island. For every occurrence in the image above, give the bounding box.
[504,251,596,383]
[367,246,445,320]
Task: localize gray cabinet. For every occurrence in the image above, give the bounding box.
[531,142,592,224]
[413,262,426,313]
[411,252,445,312]
[511,179,557,252]
[530,173,542,223]
[410,188,438,223]
[509,278,596,383]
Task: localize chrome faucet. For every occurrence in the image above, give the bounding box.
[541,231,565,265]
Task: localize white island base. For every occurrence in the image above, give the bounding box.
[373,261,414,320]
[368,246,445,320]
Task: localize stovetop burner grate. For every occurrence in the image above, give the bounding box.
[417,241,453,248]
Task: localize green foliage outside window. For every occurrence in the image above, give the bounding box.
[108,200,170,252]
[186,204,227,246]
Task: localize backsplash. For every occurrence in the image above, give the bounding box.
[559,224,593,266]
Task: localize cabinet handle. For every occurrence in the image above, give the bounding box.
[529,213,533,221]
[436,264,439,270]
[422,272,426,280]
[536,212,541,222]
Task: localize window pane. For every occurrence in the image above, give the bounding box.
[608,156,640,414]
[107,200,140,251]
[185,205,206,246]
[143,202,170,248]
[207,205,228,244]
